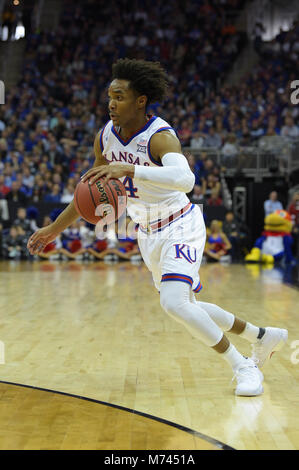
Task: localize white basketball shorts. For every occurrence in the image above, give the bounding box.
[137,203,206,293]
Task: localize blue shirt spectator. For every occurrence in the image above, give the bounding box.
[264,191,283,216]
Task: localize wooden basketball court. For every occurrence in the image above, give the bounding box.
[0,260,298,450]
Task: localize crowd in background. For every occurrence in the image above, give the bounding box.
[0,0,299,263]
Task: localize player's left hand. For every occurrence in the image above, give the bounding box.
[81,164,134,186]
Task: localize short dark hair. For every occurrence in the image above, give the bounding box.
[112,58,169,105]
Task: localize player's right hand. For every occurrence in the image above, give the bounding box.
[27,225,59,255]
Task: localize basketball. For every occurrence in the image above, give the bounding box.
[74,176,127,225]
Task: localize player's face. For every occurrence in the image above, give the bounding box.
[108,79,145,128]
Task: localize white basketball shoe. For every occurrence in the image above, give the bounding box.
[251,327,288,368]
[233,358,264,396]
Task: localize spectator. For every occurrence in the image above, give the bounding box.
[288,192,299,228]
[43,184,61,203]
[221,133,238,163]
[13,207,32,234]
[207,188,223,206]
[264,191,283,216]
[204,220,232,262]
[190,185,207,205]
[61,183,75,203]
[204,127,222,149]
[190,131,204,150]
[61,222,84,258]
[281,116,299,140]
[222,211,243,261]
[287,191,299,257]
[250,119,265,141]
[22,166,35,192]
[177,120,192,147]
[204,174,221,199]
[5,181,27,205]
[0,174,10,197]
[2,226,23,259]
[185,153,202,186]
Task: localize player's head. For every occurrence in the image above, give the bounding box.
[108,58,168,127]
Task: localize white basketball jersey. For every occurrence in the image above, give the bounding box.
[99,116,190,225]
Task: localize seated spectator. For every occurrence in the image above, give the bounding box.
[117,217,139,256]
[177,119,192,147]
[207,188,223,206]
[264,191,283,216]
[60,221,84,259]
[249,119,265,140]
[30,187,44,203]
[13,207,32,234]
[70,220,95,260]
[2,226,23,259]
[222,211,243,261]
[204,220,232,262]
[22,166,35,192]
[185,153,202,186]
[0,195,9,223]
[0,174,10,197]
[61,183,75,203]
[202,158,215,179]
[221,133,238,163]
[190,131,205,150]
[287,192,299,256]
[43,184,62,203]
[190,185,207,205]
[204,127,222,149]
[204,174,221,199]
[288,192,299,228]
[281,116,299,140]
[5,181,27,205]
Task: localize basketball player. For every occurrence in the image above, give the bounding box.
[27,59,288,396]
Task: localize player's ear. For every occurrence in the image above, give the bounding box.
[137,95,147,109]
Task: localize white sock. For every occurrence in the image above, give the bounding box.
[239,322,260,344]
[222,344,247,370]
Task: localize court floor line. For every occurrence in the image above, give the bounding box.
[0,379,234,450]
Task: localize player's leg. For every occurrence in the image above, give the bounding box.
[190,293,288,367]
[160,280,263,396]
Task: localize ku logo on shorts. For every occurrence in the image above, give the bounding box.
[174,244,197,264]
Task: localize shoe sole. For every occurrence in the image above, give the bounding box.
[235,385,264,397]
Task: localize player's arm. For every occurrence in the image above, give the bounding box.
[133,131,195,192]
[27,131,107,254]
[82,131,195,193]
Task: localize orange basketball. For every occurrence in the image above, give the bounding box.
[74,176,127,225]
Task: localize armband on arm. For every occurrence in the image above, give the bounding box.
[134,152,195,193]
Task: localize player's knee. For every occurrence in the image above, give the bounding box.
[160,286,187,319]
[160,291,175,315]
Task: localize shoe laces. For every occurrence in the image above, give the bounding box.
[231,362,258,384]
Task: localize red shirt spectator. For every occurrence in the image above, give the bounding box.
[208,189,223,207]
[0,175,10,196]
[288,192,299,226]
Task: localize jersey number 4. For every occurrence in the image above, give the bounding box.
[123,177,139,198]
